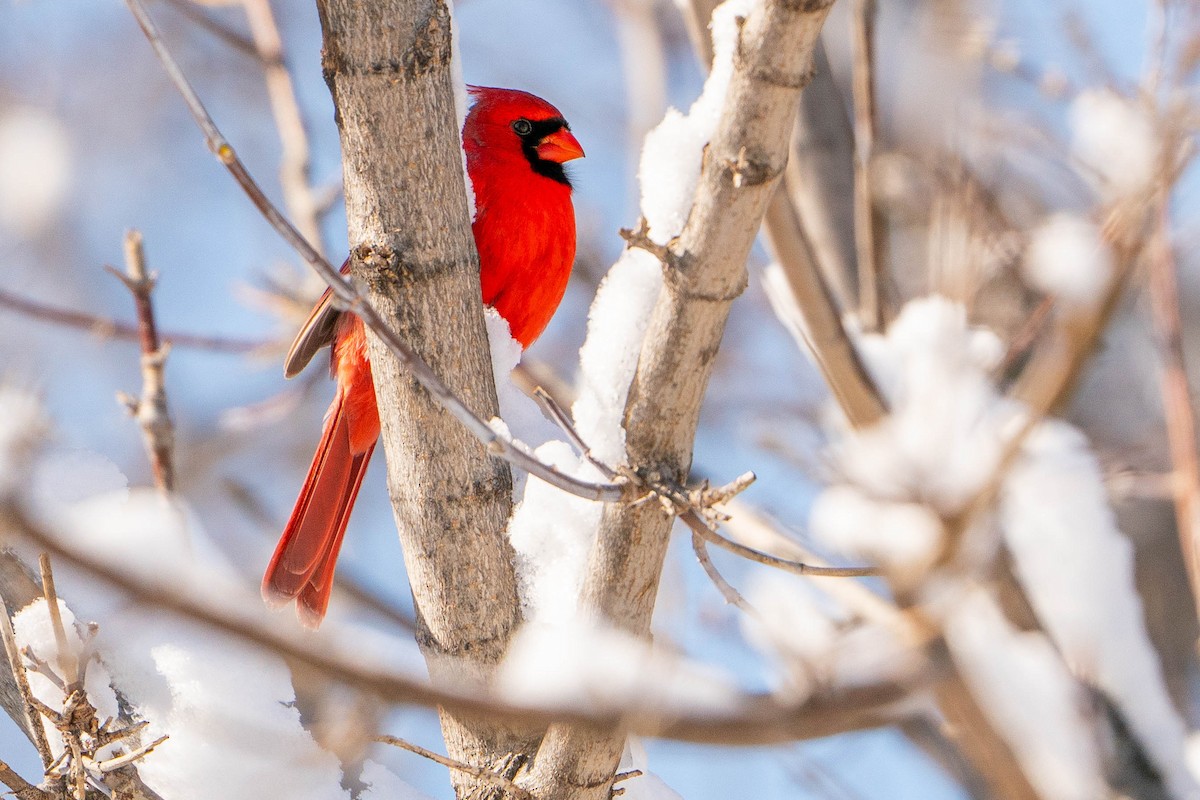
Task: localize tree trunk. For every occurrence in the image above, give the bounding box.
[520,2,836,797]
[313,1,532,792]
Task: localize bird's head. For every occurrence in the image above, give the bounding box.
[465,86,584,186]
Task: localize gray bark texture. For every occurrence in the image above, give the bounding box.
[519,2,836,798]
[312,0,532,791]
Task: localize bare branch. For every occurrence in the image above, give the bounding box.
[108,230,176,493]
[0,287,264,353]
[159,0,260,60]
[0,757,54,800]
[681,509,879,579]
[534,384,877,579]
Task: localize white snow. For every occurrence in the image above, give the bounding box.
[12,598,121,762]
[1002,420,1200,799]
[102,615,350,800]
[808,295,1198,795]
[637,0,754,245]
[573,0,757,465]
[811,297,1017,573]
[944,588,1107,800]
[447,0,476,219]
[12,441,424,798]
[0,108,72,237]
[31,447,128,513]
[573,247,663,466]
[1070,89,1160,198]
[506,440,605,623]
[497,620,740,717]
[485,308,560,457]
[1023,213,1113,306]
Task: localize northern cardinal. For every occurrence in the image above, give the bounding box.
[263,87,583,627]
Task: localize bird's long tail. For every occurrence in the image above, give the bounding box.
[262,389,375,628]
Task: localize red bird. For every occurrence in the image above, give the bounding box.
[263,87,583,627]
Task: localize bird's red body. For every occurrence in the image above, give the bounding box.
[263,87,583,627]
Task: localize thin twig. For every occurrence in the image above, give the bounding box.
[1146,201,1200,622]
[38,555,78,689]
[376,735,534,800]
[123,0,630,505]
[0,288,263,353]
[108,231,176,493]
[93,735,168,774]
[241,0,326,256]
[159,0,261,60]
[681,509,879,579]
[690,534,757,614]
[850,0,882,330]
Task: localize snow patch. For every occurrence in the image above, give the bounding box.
[945,589,1107,800]
[497,620,740,716]
[1070,89,1159,198]
[1002,420,1199,799]
[812,297,1017,573]
[1024,213,1113,306]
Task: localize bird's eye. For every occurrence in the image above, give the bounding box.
[511,119,534,136]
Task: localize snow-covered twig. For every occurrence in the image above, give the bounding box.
[122,0,631,506]
[376,735,533,800]
[107,230,176,493]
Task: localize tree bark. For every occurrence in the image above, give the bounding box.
[313,1,531,792]
[520,2,836,797]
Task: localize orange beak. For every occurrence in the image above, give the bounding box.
[536,129,585,163]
